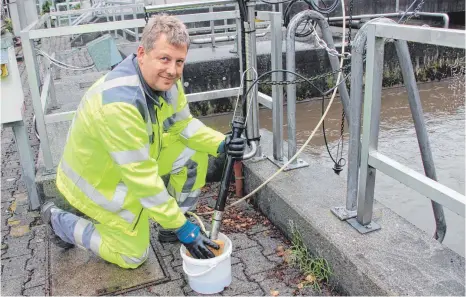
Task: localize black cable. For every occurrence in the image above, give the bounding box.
[305,0,340,15]
[259,0,295,4]
[321,93,346,170]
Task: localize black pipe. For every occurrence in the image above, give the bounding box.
[210,117,245,239]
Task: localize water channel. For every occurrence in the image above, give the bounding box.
[201,79,465,256]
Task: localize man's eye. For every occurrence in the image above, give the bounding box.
[161,57,168,61]
[177,60,184,65]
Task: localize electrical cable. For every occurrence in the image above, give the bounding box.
[305,0,339,15]
[197,0,347,216]
[36,49,95,70]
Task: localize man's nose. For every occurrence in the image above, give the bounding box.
[166,61,176,77]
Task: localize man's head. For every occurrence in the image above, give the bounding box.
[137,14,190,91]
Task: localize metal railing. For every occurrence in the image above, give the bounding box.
[343,20,466,237]
[20,0,264,172]
[265,9,352,171]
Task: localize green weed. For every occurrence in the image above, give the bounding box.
[288,221,332,292]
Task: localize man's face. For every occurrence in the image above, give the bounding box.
[137,34,188,91]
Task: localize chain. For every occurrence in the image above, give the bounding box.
[401,0,426,24]
[337,0,354,163]
[311,23,352,58]
[256,64,351,86]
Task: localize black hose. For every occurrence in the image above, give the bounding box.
[305,0,340,15]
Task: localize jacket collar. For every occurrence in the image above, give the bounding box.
[131,54,164,109]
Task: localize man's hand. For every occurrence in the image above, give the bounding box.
[175,221,219,259]
[218,135,246,159]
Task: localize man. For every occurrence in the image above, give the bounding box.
[40,14,245,269]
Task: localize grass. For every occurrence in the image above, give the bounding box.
[288,220,333,293]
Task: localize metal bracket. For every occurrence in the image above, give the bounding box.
[249,154,267,163]
[347,218,381,234]
[267,156,309,171]
[331,206,357,221]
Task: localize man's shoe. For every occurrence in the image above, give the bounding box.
[41,202,75,249]
[157,229,179,243]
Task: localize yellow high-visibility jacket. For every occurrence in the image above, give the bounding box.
[56,54,224,236]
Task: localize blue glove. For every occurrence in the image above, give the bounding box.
[175,221,219,259]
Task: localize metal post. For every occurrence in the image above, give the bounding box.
[230,4,241,55]
[46,14,52,28]
[20,31,55,172]
[245,1,263,160]
[45,53,58,109]
[133,9,139,42]
[347,24,382,233]
[10,121,41,210]
[394,39,447,242]
[331,18,395,221]
[209,6,216,48]
[395,0,399,12]
[315,15,351,126]
[122,13,126,39]
[269,12,284,162]
[285,19,298,166]
[286,10,349,169]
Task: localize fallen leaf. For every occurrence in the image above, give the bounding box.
[9,201,17,213]
[276,245,284,253]
[297,283,304,289]
[10,225,30,237]
[7,219,20,226]
[305,274,316,283]
[270,290,279,296]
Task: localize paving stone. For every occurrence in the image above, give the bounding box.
[234,246,276,277]
[246,223,271,235]
[23,284,47,296]
[162,255,183,281]
[146,279,185,296]
[231,255,241,265]
[250,266,306,294]
[1,177,17,190]
[227,233,259,251]
[2,235,32,258]
[13,202,29,216]
[13,192,29,206]
[2,255,30,281]
[266,253,284,264]
[0,275,24,296]
[234,288,265,296]
[252,230,289,256]
[220,263,261,296]
[25,240,47,289]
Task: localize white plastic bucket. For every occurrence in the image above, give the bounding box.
[180,232,232,294]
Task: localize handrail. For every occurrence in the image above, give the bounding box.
[327,12,450,28]
[145,0,236,13]
[346,20,466,241]
[285,10,350,168]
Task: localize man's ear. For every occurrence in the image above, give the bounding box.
[137,46,145,63]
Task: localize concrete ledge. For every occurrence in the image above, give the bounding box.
[243,129,465,296]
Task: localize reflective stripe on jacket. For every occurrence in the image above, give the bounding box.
[56,54,224,234]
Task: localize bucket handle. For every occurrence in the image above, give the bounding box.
[183,262,217,277]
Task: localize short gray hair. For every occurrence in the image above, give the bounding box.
[140,14,190,52]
